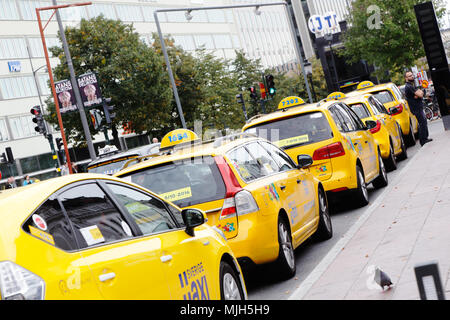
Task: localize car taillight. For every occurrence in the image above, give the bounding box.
[370,120,382,134]
[390,104,403,115]
[0,261,45,300]
[313,142,346,161]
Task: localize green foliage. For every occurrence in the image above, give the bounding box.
[341,0,446,78]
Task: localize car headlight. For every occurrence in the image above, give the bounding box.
[0,261,45,300]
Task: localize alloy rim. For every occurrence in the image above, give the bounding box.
[223,273,241,300]
[359,169,368,200]
[319,191,331,232]
[279,222,295,269]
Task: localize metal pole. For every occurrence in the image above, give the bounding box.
[283,3,313,103]
[52,0,97,163]
[154,11,187,129]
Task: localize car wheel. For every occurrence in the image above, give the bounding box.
[383,141,397,172]
[405,122,416,146]
[313,187,333,241]
[355,166,369,207]
[220,261,244,300]
[373,152,388,189]
[275,217,296,279]
[396,130,408,161]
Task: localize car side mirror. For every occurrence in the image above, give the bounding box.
[365,120,377,130]
[297,154,313,169]
[388,107,399,115]
[181,208,206,237]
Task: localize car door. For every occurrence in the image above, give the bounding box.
[259,141,317,240]
[58,181,171,299]
[369,96,402,151]
[105,182,218,300]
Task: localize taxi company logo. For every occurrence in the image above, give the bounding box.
[178,262,210,300]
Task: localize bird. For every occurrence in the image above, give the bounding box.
[374,267,393,290]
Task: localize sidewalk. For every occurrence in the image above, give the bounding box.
[298,125,450,300]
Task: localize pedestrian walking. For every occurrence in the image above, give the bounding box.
[61,162,70,176]
[22,175,34,186]
[404,71,432,146]
[5,176,18,189]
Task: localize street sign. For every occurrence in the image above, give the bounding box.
[77,72,103,108]
[55,79,77,114]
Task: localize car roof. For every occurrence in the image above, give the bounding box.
[87,143,160,168]
[242,99,337,130]
[346,82,395,96]
[115,134,261,177]
[339,93,372,105]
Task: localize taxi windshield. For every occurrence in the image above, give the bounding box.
[120,156,226,208]
[245,111,333,149]
[88,159,131,175]
[372,90,395,104]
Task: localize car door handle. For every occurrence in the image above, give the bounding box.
[99,272,116,282]
[297,179,301,184]
[280,185,286,190]
[160,255,173,263]
[365,140,369,143]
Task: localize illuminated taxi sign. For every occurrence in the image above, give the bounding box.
[357,81,375,90]
[160,129,200,151]
[326,91,346,101]
[278,96,305,110]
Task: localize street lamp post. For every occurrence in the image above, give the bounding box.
[153,1,314,125]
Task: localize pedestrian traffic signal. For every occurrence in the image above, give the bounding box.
[55,137,63,151]
[30,105,46,135]
[265,75,276,97]
[249,86,258,102]
[102,98,116,124]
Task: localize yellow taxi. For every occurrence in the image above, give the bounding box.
[329,92,408,171]
[0,173,246,300]
[242,96,388,208]
[116,128,333,279]
[346,81,418,146]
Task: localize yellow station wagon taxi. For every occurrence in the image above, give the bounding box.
[242,96,388,208]
[116,129,333,279]
[0,174,246,300]
[346,81,418,146]
[330,92,408,172]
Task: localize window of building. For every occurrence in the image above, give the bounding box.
[0,76,37,100]
[207,10,226,23]
[0,118,9,141]
[116,4,144,22]
[166,11,186,23]
[38,74,51,96]
[20,152,54,174]
[28,37,60,58]
[0,0,20,20]
[9,114,39,139]
[87,3,116,20]
[0,38,28,59]
[194,35,215,50]
[189,10,208,23]
[173,35,195,51]
[213,34,233,49]
[58,5,87,21]
[142,6,167,22]
[18,0,53,21]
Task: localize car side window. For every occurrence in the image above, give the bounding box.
[23,199,78,251]
[369,96,388,114]
[259,141,295,172]
[245,142,279,176]
[106,183,178,235]
[328,106,347,132]
[343,104,366,130]
[227,146,264,182]
[59,183,132,249]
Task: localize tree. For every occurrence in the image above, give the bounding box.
[341,0,445,78]
[45,16,173,146]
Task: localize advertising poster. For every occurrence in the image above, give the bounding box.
[55,79,78,114]
[77,72,103,108]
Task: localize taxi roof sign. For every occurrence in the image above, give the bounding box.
[160,129,200,151]
[326,91,346,100]
[278,96,305,110]
[357,81,375,90]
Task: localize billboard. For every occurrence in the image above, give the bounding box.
[55,79,77,114]
[77,72,102,108]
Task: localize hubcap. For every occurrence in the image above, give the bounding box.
[279,222,295,269]
[319,192,331,232]
[380,156,387,180]
[223,273,241,300]
[359,170,368,200]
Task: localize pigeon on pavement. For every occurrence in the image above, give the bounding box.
[374,267,393,290]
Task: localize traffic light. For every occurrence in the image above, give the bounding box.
[30,105,47,135]
[89,109,103,130]
[236,93,244,104]
[265,75,276,97]
[5,147,13,164]
[248,86,258,102]
[0,153,6,164]
[102,98,116,124]
[55,138,63,151]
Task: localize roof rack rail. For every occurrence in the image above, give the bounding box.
[213,132,257,148]
[121,153,162,170]
[246,114,265,123]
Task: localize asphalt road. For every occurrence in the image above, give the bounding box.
[245,119,445,300]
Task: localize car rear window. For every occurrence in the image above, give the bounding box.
[245,111,333,149]
[372,90,395,104]
[119,156,226,208]
[88,157,136,175]
[348,103,371,119]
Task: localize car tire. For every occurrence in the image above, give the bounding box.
[313,187,333,241]
[405,122,416,146]
[383,141,397,172]
[373,152,388,189]
[220,261,244,300]
[354,166,369,207]
[396,129,408,161]
[275,217,296,279]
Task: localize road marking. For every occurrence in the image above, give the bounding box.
[288,149,420,300]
